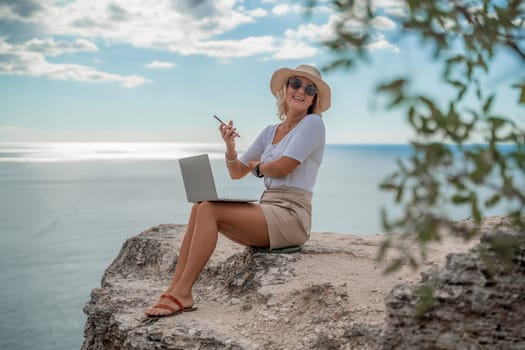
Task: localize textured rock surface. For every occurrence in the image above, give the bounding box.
[82,224,414,350]
[382,216,525,350]
[82,217,524,349]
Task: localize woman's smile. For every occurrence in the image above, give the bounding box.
[292,94,305,102]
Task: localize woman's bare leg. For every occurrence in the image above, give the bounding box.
[144,203,200,314]
[145,201,269,316]
[171,202,269,301]
[167,203,200,289]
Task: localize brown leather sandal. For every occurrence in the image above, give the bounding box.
[147,293,198,318]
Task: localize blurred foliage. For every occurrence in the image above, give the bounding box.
[309,0,525,271]
[415,284,434,316]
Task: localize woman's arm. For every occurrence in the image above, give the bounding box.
[253,115,324,178]
[226,154,252,179]
[251,156,300,178]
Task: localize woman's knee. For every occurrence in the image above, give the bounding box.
[195,201,217,218]
[191,202,200,214]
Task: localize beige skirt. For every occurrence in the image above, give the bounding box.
[259,186,312,249]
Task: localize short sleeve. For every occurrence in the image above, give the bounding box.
[282,115,325,163]
[238,125,273,166]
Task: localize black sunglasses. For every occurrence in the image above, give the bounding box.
[288,77,317,96]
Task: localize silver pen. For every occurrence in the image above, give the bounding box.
[214,114,240,137]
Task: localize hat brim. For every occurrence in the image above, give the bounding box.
[270,67,331,113]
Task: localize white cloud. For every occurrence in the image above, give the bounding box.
[174,36,276,58]
[272,3,333,16]
[271,3,306,16]
[145,60,175,69]
[0,38,151,88]
[384,6,406,18]
[0,0,277,85]
[41,64,150,88]
[23,38,98,56]
[0,0,45,22]
[272,4,291,16]
[326,0,405,24]
[0,0,403,88]
[283,14,398,54]
[248,8,267,17]
[365,34,399,52]
[370,16,397,30]
[371,0,407,17]
[44,0,262,58]
[272,39,318,60]
[284,17,338,42]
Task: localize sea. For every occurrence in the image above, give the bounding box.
[0,142,519,350]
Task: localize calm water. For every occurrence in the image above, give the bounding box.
[0,142,517,349]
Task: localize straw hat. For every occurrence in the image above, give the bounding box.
[270,64,331,113]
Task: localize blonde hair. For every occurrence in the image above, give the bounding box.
[275,78,320,120]
[275,85,287,120]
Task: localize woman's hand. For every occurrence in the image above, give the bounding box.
[219,120,238,147]
[220,119,239,163]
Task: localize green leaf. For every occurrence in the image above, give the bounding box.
[377,79,406,93]
[419,96,435,109]
[418,222,439,242]
[388,94,405,108]
[469,152,492,183]
[415,284,434,316]
[457,86,467,101]
[488,117,508,129]
[452,194,470,204]
[380,183,398,191]
[470,194,482,223]
[484,194,501,208]
[445,55,465,65]
[447,79,466,90]
[376,238,391,262]
[408,105,416,121]
[395,184,405,203]
[384,258,403,274]
[483,95,495,114]
[486,235,519,269]
[475,82,481,99]
[380,208,392,231]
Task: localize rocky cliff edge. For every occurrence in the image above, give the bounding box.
[82,216,524,349]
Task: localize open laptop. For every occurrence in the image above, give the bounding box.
[178,154,259,203]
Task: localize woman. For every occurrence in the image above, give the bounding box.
[145,64,331,317]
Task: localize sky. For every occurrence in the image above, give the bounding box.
[0,0,523,145]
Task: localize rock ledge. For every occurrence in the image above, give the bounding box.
[82,217,524,349]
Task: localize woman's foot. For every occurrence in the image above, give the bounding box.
[144,292,196,317]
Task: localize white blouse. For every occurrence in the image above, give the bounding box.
[239,114,325,193]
